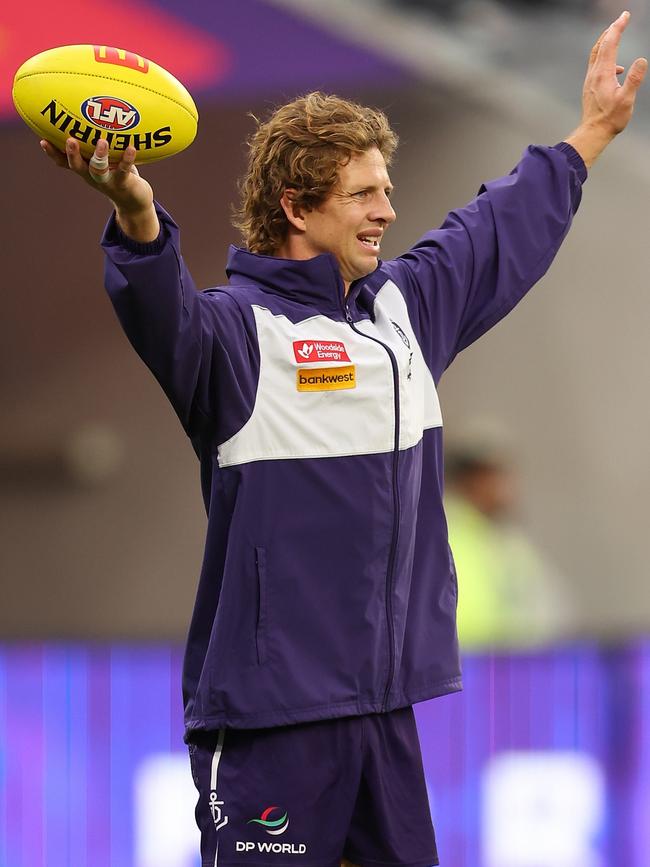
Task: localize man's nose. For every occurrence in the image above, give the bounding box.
[372,193,396,225]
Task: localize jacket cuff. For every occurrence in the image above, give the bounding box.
[553,142,588,184]
[101,201,175,255]
[114,223,165,254]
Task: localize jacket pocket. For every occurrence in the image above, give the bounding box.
[255,546,268,665]
[448,544,459,604]
[187,743,200,788]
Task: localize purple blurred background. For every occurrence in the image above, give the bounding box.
[3,643,650,867]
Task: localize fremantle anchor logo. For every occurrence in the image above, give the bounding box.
[390,319,410,348]
[209,790,229,831]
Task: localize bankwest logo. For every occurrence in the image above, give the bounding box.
[297,365,355,392]
[293,340,350,363]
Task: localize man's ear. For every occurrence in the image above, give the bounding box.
[280,189,307,233]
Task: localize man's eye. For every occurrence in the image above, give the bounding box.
[353,190,368,199]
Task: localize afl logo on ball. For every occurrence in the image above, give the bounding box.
[81,96,140,131]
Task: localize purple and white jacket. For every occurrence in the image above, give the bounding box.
[102,143,586,735]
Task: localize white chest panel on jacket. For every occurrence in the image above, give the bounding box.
[217,279,443,468]
[356,279,443,449]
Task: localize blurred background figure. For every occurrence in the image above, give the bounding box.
[445,423,574,649]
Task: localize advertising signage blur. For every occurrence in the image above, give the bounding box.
[2,0,410,121]
[3,642,650,866]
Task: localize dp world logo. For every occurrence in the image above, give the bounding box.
[248,806,290,836]
[81,95,140,131]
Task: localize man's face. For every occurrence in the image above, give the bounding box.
[300,147,396,287]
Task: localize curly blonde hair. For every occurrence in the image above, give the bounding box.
[233,92,398,255]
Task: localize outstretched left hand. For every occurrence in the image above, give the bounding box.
[566,11,647,167]
[582,11,647,135]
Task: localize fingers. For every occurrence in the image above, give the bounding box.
[40,137,142,191]
[65,137,90,175]
[40,137,92,177]
[110,147,139,187]
[596,10,630,70]
[88,138,110,184]
[67,138,139,187]
[622,56,649,97]
[39,139,68,168]
[113,146,137,175]
[589,27,609,68]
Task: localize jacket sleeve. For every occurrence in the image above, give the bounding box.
[381,143,587,380]
[101,204,259,443]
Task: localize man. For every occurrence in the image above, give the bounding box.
[444,429,573,648]
[41,12,646,867]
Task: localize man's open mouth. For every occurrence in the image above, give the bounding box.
[357,235,381,250]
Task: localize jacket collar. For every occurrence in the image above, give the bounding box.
[226,245,381,319]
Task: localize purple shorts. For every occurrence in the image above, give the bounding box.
[188,706,438,867]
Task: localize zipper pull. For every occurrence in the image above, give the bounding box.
[345,307,353,324]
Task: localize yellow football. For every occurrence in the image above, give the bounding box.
[12,44,198,164]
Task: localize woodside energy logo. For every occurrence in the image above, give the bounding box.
[293,340,351,363]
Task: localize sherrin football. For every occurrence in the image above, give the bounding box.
[12,44,198,164]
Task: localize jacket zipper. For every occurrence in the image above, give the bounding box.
[344,303,401,711]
